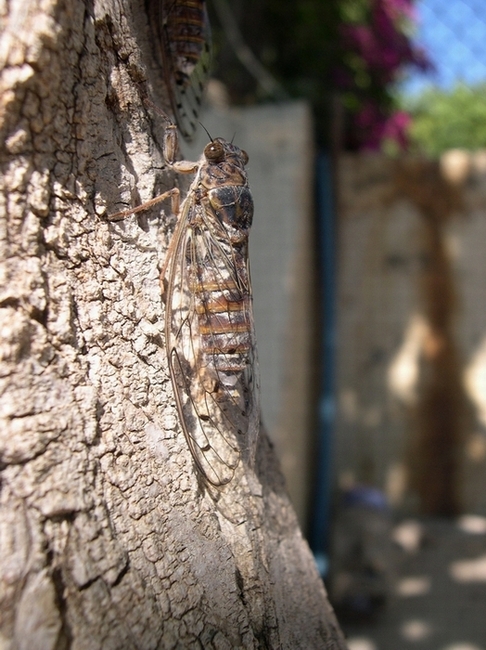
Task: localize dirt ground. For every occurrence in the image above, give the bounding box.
[339,516,486,650]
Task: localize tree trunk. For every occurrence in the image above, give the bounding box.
[0,1,346,648]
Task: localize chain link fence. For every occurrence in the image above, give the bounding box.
[406,0,486,93]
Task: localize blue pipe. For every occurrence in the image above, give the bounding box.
[310,151,336,578]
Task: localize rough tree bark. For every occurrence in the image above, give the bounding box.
[0,1,346,648]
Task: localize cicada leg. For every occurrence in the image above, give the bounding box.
[107,187,181,222]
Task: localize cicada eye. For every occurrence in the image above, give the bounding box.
[241,150,249,165]
[204,141,225,163]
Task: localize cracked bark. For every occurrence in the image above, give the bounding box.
[0,1,346,648]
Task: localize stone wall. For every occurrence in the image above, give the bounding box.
[335,151,486,515]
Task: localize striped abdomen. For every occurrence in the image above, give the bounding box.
[195,279,252,373]
[164,0,208,82]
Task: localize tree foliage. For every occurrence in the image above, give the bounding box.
[403,83,486,156]
[210,0,429,149]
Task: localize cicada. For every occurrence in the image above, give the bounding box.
[147,0,212,140]
[110,120,260,486]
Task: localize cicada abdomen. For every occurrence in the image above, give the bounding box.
[165,138,260,486]
[147,0,212,140]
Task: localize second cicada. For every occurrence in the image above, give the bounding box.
[147,0,212,140]
[110,121,260,486]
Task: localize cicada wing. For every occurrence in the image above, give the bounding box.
[148,0,212,140]
[198,220,260,463]
[239,260,260,466]
[165,206,259,485]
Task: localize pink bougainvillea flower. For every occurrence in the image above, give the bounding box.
[336,0,432,150]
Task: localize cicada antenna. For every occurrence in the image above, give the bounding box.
[199,122,214,142]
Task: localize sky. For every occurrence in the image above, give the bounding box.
[402,0,486,95]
